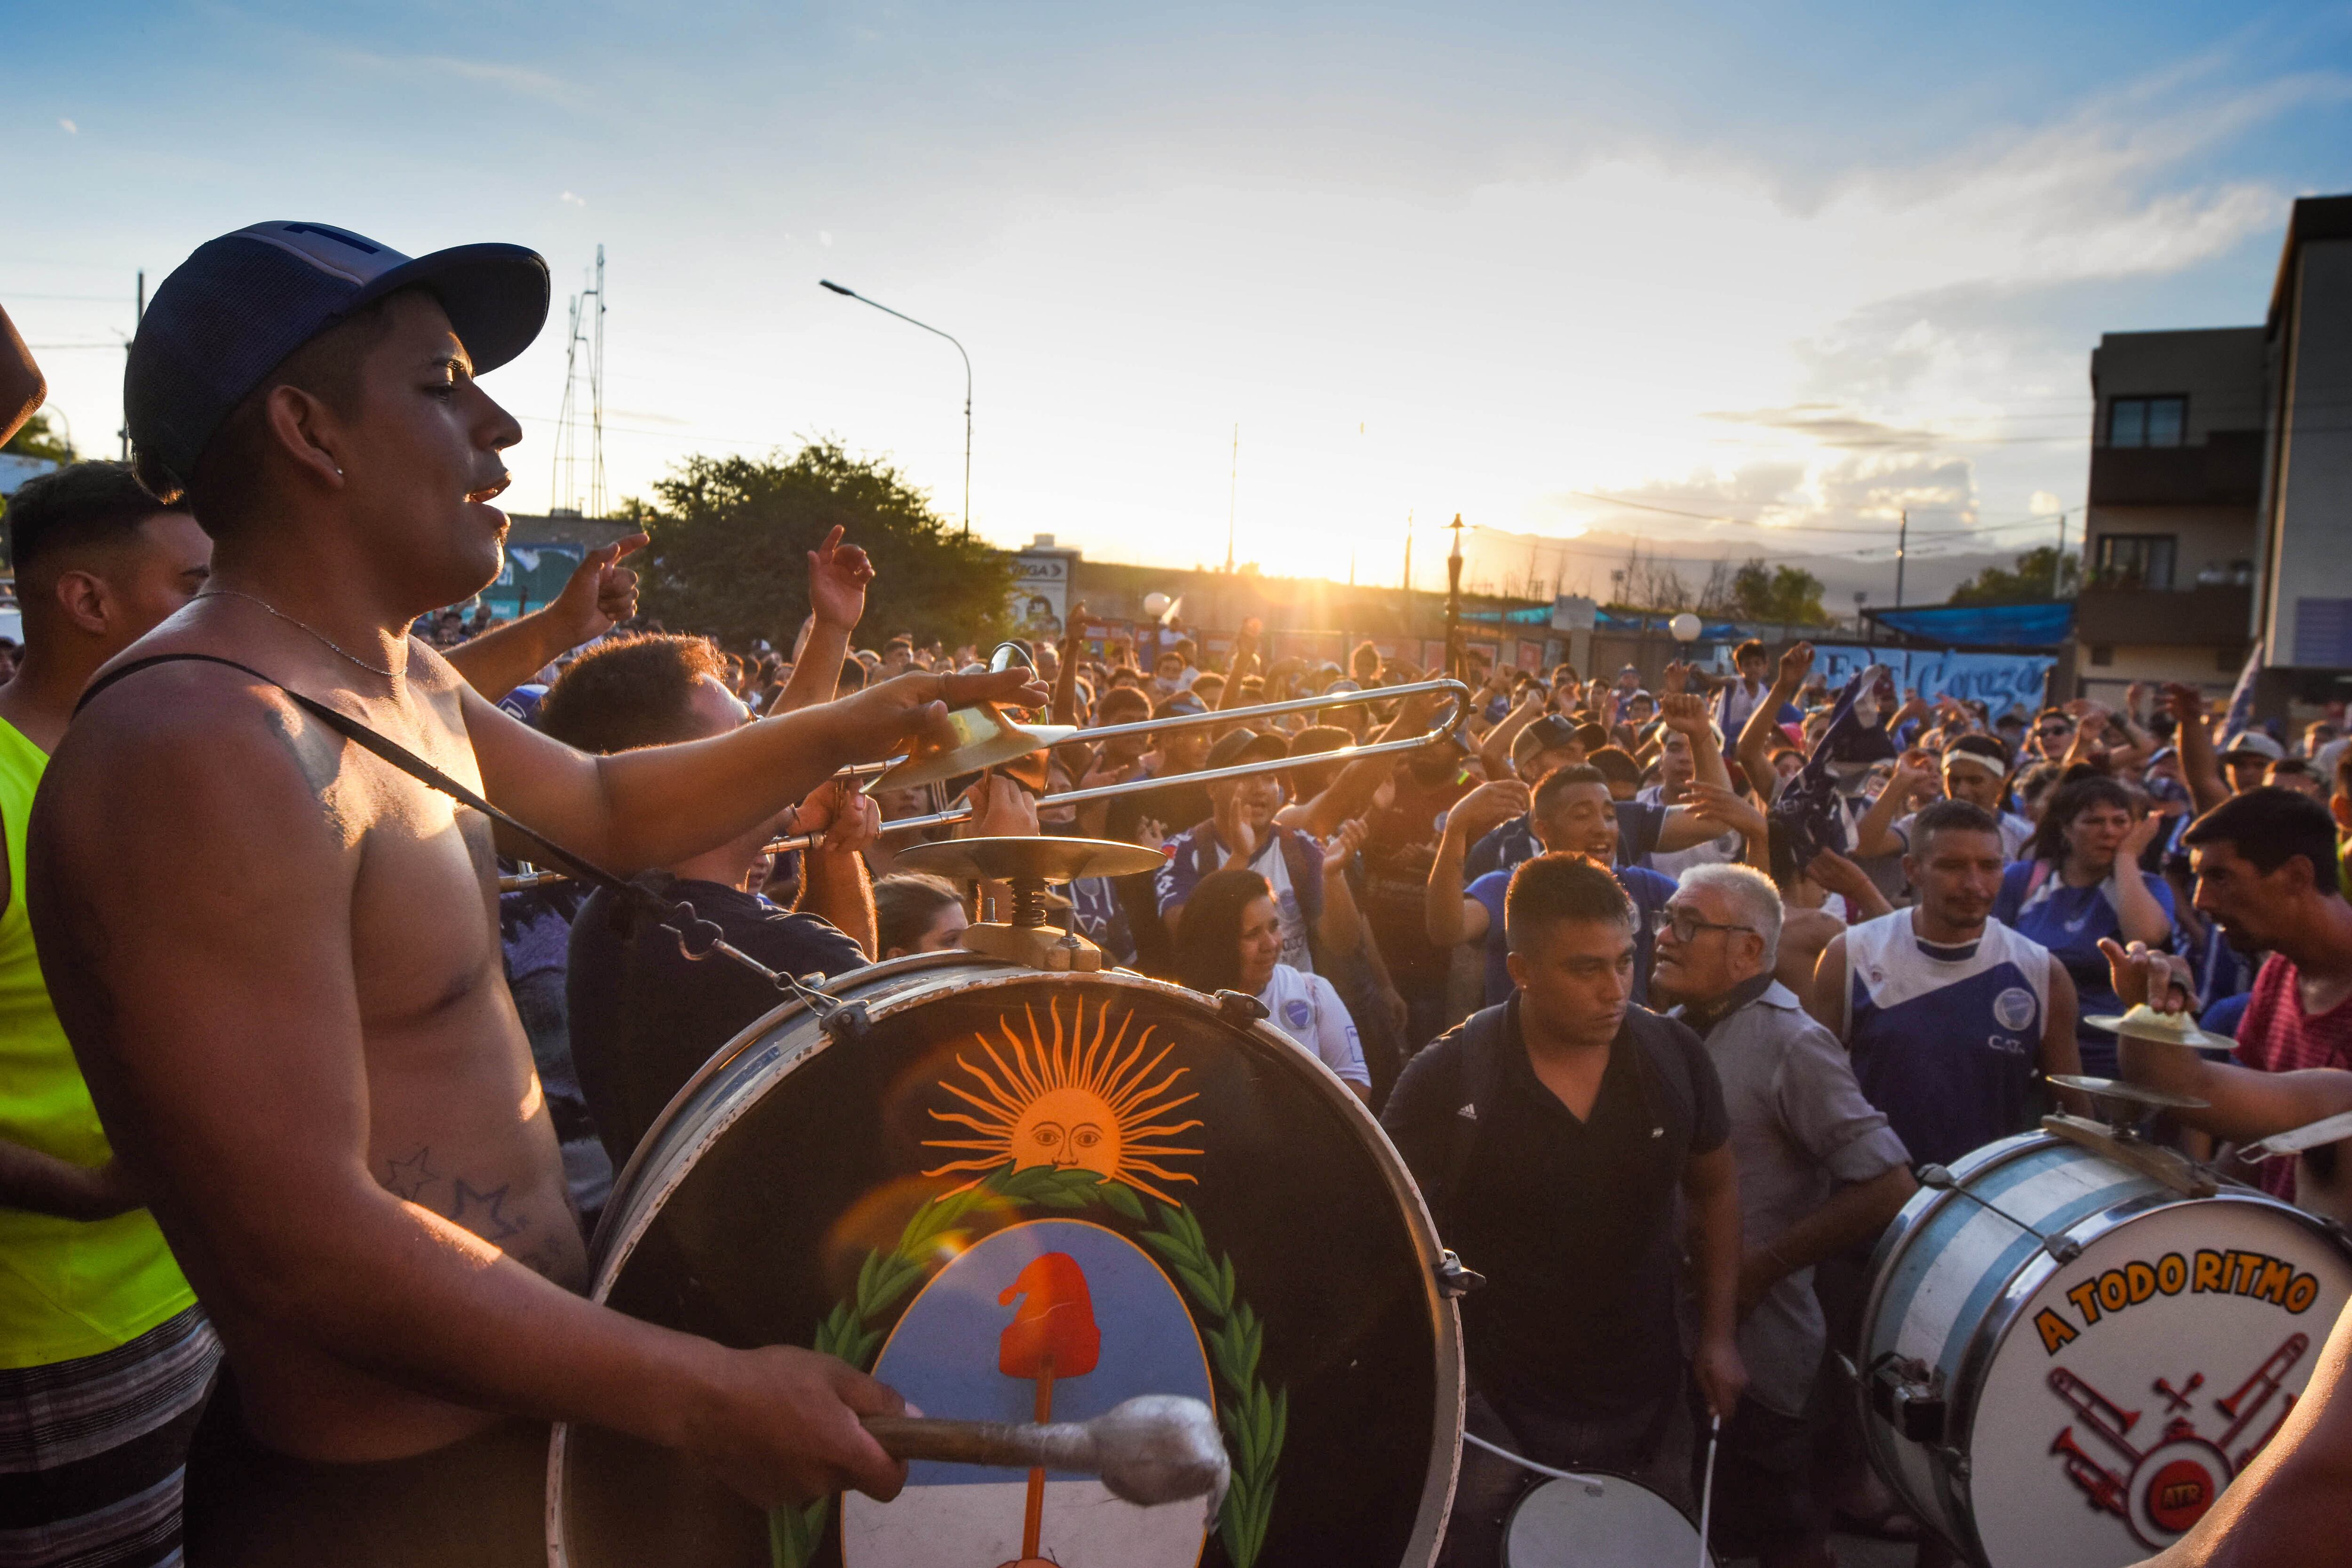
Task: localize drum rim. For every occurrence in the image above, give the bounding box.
[548,963,1465,1568]
[1499,1470,1717,1566]
[588,947,992,1258]
[1859,1131,2352,1565]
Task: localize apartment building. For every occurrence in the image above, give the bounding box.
[2073,193,2352,715]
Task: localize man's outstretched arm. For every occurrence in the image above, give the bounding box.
[460,655,1045,875]
[29,675,906,1507]
[0,305,41,446]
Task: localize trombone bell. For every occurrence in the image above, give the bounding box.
[874,703,1078,791]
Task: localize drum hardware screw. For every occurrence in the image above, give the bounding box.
[1435,1250,1486,1297]
[1213,990,1270,1026]
[1867,1353,1947,1444]
[820,1001,870,1044]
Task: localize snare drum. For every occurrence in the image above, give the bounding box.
[548,953,1463,1568]
[1859,1132,2352,1566]
[1502,1474,1715,1567]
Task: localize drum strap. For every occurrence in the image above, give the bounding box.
[75,653,866,1036]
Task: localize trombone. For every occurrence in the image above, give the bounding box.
[497,677,1470,891]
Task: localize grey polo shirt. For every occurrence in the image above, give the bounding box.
[1677,979,1910,1416]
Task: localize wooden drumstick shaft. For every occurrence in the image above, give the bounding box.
[861,1414,1093,1474]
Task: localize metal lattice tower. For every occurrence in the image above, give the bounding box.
[549,246,607,517]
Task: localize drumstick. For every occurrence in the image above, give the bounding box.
[1696,1410,1722,1568]
[862,1394,1230,1512]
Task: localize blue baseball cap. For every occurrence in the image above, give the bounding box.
[126,221,549,486]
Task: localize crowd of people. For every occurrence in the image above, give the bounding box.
[5,226,2352,1568]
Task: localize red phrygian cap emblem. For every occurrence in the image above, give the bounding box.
[998,1252,1100,1379]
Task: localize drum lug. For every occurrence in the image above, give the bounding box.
[1937,1446,1971,1480]
[1214,990,1270,1026]
[820,1000,871,1045]
[1434,1250,1486,1297]
[1867,1353,1947,1445]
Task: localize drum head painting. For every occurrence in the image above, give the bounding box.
[1965,1200,2351,1565]
[555,971,1457,1568]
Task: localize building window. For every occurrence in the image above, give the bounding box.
[2108,394,2186,448]
[2090,645,2114,666]
[2093,533,2177,590]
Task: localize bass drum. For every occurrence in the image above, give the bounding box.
[1502,1474,1716,1567]
[548,952,1462,1568]
[1858,1132,2352,1566]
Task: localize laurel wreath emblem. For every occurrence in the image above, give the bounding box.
[768,1162,1283,1568]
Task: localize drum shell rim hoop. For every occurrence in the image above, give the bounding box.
[1856,1131,2352,1566]
[545,955,1466,1567]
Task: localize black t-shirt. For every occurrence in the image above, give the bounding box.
[566,875,868,1170]
[1380,996,1728,1416]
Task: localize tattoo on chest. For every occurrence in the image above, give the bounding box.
[379,1147,529,1242]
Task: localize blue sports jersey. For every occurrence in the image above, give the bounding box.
[1467,864,1675,1009]
[1842,909,2053,1169]
[1994,861,2175,1077]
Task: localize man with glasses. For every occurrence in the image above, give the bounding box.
[2030,708,2076,762]
[1651,865,1915,1568]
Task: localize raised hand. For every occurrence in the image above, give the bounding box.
[1776,642,1814,691]
[544,531,648,647]
[958,773,1040,839]
[2097,937,2190,1015]
[1320,817,1368,876]
[795,780,883,857]
[1212,787,1257,863]
[1661,691,1712,738]
[1686,780,1766,839]
[807,525,876,630]
[1446,779,1532,844]
[2120,809,2164,861]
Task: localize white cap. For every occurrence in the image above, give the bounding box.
[2222,731,2284,762]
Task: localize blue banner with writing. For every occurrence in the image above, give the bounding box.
[1806,644,2055,714]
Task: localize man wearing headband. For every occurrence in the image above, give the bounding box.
[29,222,1042,1564]
[1851,733,2034,864]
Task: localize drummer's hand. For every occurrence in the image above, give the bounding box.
[1692,1333,1748,1423]
[960,773,1040,838]
[2097,938,2193,1015]
[836,668,1051,762]
[694,1345,908,1507]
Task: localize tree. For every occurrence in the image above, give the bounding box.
[3,410,74,463]
[1949,544,2079,604]
[639,440,1016,649]
[1721,557,1830,624]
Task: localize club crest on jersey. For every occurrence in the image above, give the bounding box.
[1285,1000,1313,1030]
[1994,987,2037,1032]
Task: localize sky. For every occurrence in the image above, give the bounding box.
[9,1,2351,605]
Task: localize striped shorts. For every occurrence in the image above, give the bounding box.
[0,1309,222,1568]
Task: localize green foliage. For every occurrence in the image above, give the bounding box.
[643,440,1014,648]
[2,411,74,464]
[1142,1200,1284,1568]
[1949,544,2079,604]
[1723,557,1831,624]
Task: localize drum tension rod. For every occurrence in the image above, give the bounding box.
[662,899,870,1043]
[1915,1165,2083,1263]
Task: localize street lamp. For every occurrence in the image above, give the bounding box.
[819,279,972,538]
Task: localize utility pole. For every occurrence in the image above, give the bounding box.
[2052,510,2068,597]
[1225,424,1239,573]
[1402,512,1414,594]
[118,270,144,461]
[1445,513,1466,683]
[1894,509,1909,608]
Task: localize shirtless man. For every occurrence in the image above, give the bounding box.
[27,221,1043,1565]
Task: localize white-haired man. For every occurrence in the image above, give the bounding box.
[1652,863,1918,1568]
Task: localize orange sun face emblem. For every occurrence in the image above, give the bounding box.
[923,999,1205,1204]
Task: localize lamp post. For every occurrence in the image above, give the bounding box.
[818,279,972,538]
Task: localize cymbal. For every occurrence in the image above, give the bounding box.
[2048,1074,2210,1112]
[893,836,1166,885]
[2083,1004,2238,1053]
[875,703,1077,790]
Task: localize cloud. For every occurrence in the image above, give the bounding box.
[324,46,579,106]
[1703,406,1941,451]
[818,230,834,247]
[560,190,586,207]
[57,118,77,135]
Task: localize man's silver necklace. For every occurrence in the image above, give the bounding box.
[197,589,405,681]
